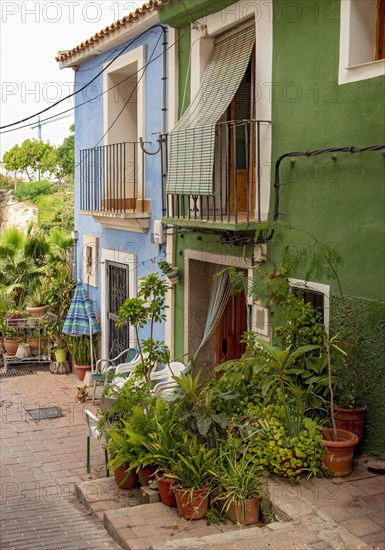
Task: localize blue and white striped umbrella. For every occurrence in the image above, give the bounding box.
[62,282,99,371]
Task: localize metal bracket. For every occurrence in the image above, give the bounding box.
[139,135,163,156]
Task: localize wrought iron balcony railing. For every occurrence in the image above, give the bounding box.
[162,120,271,228]
[80,142,150,215]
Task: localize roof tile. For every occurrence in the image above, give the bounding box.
[56,0,167,63]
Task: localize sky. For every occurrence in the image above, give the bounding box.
[0,0,144,158]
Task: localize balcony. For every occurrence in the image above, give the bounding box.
[80,142,150,232]
[163,120,271,232]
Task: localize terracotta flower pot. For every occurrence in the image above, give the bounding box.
[322,428,359,477]
[226,497,260,526]
[334,406,367,441]
[113,465,138,489]
[138,465,157,486]
[26,305,48,318]
[73,364,91,381]
[3,338,22,356]
[174,488,208,520]
[156,474,176,507]
[27,338,46,355]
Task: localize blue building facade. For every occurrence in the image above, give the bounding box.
[58,12,168,358]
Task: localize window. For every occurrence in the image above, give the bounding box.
[339,0,385,84]
[288,279,330,333]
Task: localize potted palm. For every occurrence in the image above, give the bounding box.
[210,445,262,526]
[165,434,216,520]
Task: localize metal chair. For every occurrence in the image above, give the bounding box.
[91,347,138,403]
[83,409,109,476]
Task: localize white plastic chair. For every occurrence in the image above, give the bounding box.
[92,348,139,403]
[153,380,180,402]
[83,409,109,476]
[150,361,186,383]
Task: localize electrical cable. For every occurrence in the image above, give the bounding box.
[0,24,166,130]
[0,28,186,137]
[0,33,162,209]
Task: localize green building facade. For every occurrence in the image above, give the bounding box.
[159,0,385,456]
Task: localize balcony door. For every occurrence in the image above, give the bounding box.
[228,50,256,217]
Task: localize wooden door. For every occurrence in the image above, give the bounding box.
[215,292,247,365]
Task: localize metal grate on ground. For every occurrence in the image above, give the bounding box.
[0,369,33,377]
[27,406,63,420]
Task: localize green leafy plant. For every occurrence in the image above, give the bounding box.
[27,286,49,308]
[209,444,262,514]
[173,371,237,448]
[67,335,96,365]
[117,272,170,383]
[165,433,216,494]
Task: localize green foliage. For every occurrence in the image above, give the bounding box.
[173,371,237,448]
[67,336,96,365]
[210,444,262,512]
[118,272,170,383]
[56,125,74,178]
[3,139,57,180]
[36,191,74,232]
[0,173,15,190]
[165,433,217,491]
[237,403,324,480]
[140,401,183,473]
[275,295,325,349]
[98,378,153,435]
[204,508,227,526]
[13,180,52,201]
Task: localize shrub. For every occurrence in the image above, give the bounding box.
[13,180,53,202]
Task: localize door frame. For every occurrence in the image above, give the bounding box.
[100,247,137,360]
[183,249,251,362]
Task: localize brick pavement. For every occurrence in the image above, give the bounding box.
[0,368,119,549]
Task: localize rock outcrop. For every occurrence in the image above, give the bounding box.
[0,190,37,232]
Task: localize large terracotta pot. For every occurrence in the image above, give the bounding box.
[322,428,359,477]
[226,497,260,526]
[138,465,157,486]
[73,364,91,381]
[3,338,22,356]
[113,465,138,489]
[26,305,48,318]
[334,406,367,441]
[174,488,208,520]
[156,474,176,507]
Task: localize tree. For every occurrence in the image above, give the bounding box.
[3,139,57,181]
[56,124,75,180]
